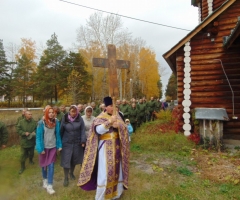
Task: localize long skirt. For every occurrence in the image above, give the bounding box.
[39,147,57,167]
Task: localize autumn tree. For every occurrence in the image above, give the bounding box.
[15,38,37,69]
[36,33,66,103]
[138,47,160,99]
[62,52,91,104]
[13,54,35,107]
[116,38,146,99]
[13,38,37,106]
[76,12,131,100]
[165,73,177,100]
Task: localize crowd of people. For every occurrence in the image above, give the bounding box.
[0,96,169,199]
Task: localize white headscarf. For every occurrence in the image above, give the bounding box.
[84,106,93,115]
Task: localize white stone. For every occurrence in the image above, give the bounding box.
[183,112,190,119]
[184,72,191,77]
[184,107,190,113]
[183,77,191,84]
[184,118,190,124]
[184,130,191,136]
[184,83,191,89]
[184,95,190,100]
[182,100,191,107]
[184,52,190,57]
[184,67,191,73]
[184,46,191,52]
[183,89,191,96]
[183,124,191,131]
[184,57,191,63]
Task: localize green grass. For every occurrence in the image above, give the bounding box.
[1,119,240,199]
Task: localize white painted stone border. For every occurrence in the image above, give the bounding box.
[198,2,201,23]
[208,0,213,15]
[182,41,191,136]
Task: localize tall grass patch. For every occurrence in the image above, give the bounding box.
[133,120,195,154]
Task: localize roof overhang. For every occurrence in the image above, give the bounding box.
[191,0,201,7]
[223,17,240,49]
[163,0,236,74]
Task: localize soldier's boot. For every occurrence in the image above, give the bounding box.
[29,159,34,165]
[19,162,25,174]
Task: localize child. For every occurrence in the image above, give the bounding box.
[125,119,133,141]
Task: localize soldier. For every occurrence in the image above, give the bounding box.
[155,98,161,112]
[0,121,8,149]
[137,98,147,127]
[16,111,37,174]
[120,99,129,119]
[53,106,64,122]
[91,102,101,117]
[99,103,105,113]
[17,108,28,124]
[77,104,85,116]
[60,105,67,114]
[128,102,138,132]
[116,99,121,107]
[147,97,157,121]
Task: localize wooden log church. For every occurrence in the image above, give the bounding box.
[163,0,240,140]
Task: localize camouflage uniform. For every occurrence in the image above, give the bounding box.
[120,104,130,119]
[56,112,64,122]
[16,118,37,173]
[128,106,139,132]
[93,107,101,117]
[137,102,147,127]
[147,99,157,121]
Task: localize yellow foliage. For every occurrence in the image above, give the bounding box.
[16,38,37,70]
[79,44,160,100]
[139,48,160,99]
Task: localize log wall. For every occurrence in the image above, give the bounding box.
[213,0,227,11]
[201,0,229,21]
[201,0,209,20]
[176,1,240,139]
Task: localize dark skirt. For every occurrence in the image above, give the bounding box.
[39,147,57,167]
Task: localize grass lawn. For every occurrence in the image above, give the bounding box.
[1,119,240,199]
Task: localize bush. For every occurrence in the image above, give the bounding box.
[0,101,42,108]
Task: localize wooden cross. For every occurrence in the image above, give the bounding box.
[93,44,130,114]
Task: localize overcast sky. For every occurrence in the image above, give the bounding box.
[1,0,198,94]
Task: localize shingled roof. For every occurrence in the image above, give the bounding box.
[191,0,201,7]
[223,16,240,49]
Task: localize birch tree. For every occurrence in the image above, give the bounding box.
[76,12,131,100]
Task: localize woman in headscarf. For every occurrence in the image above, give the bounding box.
[82,106,95,138]
[36,107,62,195]
[60,105,86,187]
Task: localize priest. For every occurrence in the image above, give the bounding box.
[78,96,130,200]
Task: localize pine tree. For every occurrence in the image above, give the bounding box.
[165,73,177,100]
[63,52,91,104]
[157,79,163,99]
[13,54,35,107]
[0,39,8,80]
[0,39,14,106]
[37,33,66,103]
